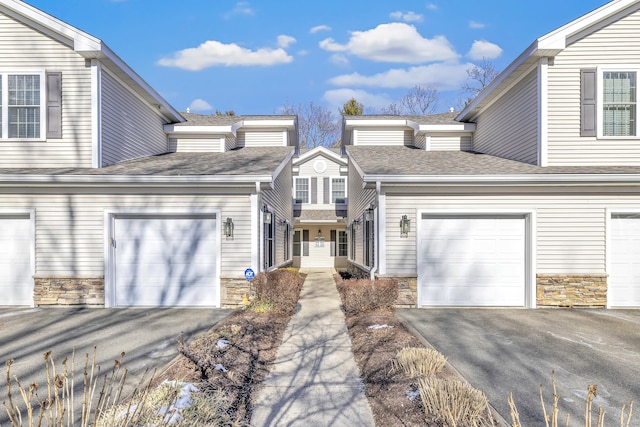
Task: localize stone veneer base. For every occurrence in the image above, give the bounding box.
[536,274,607,307]
[34,277,105,305]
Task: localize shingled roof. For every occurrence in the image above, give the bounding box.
[346,146,640,177]
[0,147,295,177]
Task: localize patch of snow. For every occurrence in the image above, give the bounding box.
[215,363,228,372]
[156,381,199,425]
[368,324,393,330]
[217,338,230,350]
[406,389,420,401]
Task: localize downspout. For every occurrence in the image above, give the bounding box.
[369,181,381,281]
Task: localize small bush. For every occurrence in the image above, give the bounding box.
[250,269,303,315]
[418,377,491,427]
[337,278,398,315]
[392,347,447,378]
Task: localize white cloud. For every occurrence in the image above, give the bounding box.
[277,35,296,48]
[157,40,293,70]
[328,62,473,91]
[323,88,393,112]
[319,23,458,64]
[330,54,350,66]
[425,3,438,10]
[389,11,424,23]
[467,40,503,60]
[224,1,255,19]
[310,25,331,34]
[188,99,213,112]
[469,21,486,29]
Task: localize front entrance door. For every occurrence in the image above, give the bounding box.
[293,227,346,268]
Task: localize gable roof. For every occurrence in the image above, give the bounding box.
[457,0,640,122]
[294,146,346,166]
[0,0,182,123]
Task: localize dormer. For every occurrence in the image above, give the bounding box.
[342,113,475,151]
[164,114,298,153]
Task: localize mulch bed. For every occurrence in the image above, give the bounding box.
[155,310,291,425]
[155,272,496,426]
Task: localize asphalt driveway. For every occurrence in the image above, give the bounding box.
[0,306,231,424]
[396,309,640,427]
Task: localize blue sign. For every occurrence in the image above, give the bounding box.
[244,268,255,281]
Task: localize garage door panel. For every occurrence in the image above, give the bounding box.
[610,216,640,307]
[113,216,218,307]
[420,216,527,307]
[0,216,32,306]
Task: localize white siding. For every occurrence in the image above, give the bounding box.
[346,161,376,266]
[262,156,294,267]
[237,130,286,147]
[0,191,254,279]
[473,69,539,164]
[168,136,223,152]
[354,128,413,146]
[101,70,168,165]
[547,9,640,166]
[0,13,93,167]
[381,187,640,277]
[225,134,237,151]
[296,154,346,207]
[414,134,426,149]
[429,133,473,151]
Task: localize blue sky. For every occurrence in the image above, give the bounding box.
[28,0,608,115]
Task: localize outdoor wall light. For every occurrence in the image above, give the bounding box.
[224,217,234,239]
[277,218,288,228]
[365,208,374,222]
[263,211,272,224]
[400,215,410,237]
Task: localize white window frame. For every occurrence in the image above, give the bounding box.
[338,229,348,257]
[597,66,640,139]
[0,70,46,141]
[330,177,347,204]
[294,177,310,204]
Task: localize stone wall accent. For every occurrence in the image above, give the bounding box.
[536,274,607,307]
[221,277,252,309]
[386,276,417,308]
[346,262,370,279]
[34,277,104,306]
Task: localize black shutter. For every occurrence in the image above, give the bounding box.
[311,178,317,204]
[324,177,330,204]
[46,72,62,139]
[581,69,597,137]
[303,229,309,256]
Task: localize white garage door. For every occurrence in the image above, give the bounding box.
[609,215,640,307]
[112,215,219,307]
[0,215,32,306]
[419,215,527,307]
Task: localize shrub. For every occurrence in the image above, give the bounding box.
[418,377,492,427]
[250,269,303,315]
[392,347,447,378]
[336,278,398,315]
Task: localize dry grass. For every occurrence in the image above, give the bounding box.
[508,371,634,427]
[418,377,493,427]
[392,347,447,378]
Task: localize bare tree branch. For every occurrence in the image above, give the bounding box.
[382,85,439,115]
[281,101,341,148]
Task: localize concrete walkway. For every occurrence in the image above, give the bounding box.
[251,268,375,427]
